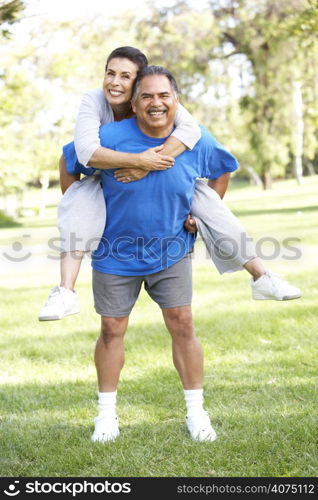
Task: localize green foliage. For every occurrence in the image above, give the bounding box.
[284,0,318,45]
[205,0,317,186]
[0,15,137,201]
[134,5,219,104]
[0,0,24,37]
[125,0,318,187]
[1,0,318,199]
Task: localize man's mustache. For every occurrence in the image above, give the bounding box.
[148,108,167,113]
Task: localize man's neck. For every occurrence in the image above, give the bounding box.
[112,103,134,122]
[136,119,174,139]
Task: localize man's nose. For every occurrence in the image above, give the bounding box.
[151,95,162,106]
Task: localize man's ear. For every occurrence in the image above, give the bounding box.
[131,100,136,113]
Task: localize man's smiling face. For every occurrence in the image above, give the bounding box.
[132,74,179,138]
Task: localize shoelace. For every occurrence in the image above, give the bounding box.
[44,287,62,306]
[266,271,287,291]
[187,411,211,429]
[198,412,212,431]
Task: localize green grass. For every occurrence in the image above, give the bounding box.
[0,177,317,477]
[0,210,21,228]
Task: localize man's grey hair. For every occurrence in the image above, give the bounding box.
[132,65,179,100]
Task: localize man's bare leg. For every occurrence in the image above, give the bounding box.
[162,305,203,389]
[95,316,129,392]
[162,305,216,441]
[92,316,129,442]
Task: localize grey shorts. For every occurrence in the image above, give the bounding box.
[92,254,192,317]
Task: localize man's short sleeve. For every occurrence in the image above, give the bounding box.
[199,127,239,179]
[63,142,96,176]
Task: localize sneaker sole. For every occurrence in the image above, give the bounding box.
[252,293,301,301]
[91,432,120,443]
[38,310,80,321]
[194,432,217,442]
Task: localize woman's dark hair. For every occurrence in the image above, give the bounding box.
[132,65,179,100]
[105,46,148,72]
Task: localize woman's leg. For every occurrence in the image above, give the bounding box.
[38,252,81,320]
[191,180,301,300]
[38,156,82,321]
[60,250,85,290]
[243,257,266,281]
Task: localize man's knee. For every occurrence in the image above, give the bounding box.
[100,316,127,345]
[164,307,194,339]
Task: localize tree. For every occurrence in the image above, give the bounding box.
[1,0,317,218]
[132,3,219,110]
[0,0,24,37]
[132,0,318,188]
[0,13,137,215]
[209,0,312,187]
[285,0,318,177]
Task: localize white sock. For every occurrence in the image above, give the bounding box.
[184,388,204,417]
[98,391,117,417]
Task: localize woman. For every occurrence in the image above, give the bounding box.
[39,46,300,321]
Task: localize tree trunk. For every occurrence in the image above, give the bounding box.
[306,162,315,176]
[292,81,304,184]
[39,172,49,218]
[244,165,263,186]
[16,188,24,217]
[261,171,272,190]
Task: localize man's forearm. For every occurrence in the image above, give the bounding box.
[207,173,231,199]
[59,155,80,194]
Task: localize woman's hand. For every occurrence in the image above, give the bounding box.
[115,168,149,183]
[184,214,197,233]
[137,145,174,170]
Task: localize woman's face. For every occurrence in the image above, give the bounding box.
[103,57,139,107]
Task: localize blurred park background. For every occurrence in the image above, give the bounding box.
[1,0,318,216]
[0,0,317,478]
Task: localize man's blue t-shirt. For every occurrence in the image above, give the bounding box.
[63,142,96,176]
[89,117,238,276]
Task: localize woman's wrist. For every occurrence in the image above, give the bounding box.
[134,153,148,170]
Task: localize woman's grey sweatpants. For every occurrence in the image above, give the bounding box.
[191,180,257,273]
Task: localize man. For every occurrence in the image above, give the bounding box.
[91,65,239,443]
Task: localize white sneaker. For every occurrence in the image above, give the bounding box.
[186,411,217,442]
[251,271,301,301]
[91,414,120,443]
[38,286,80,321]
